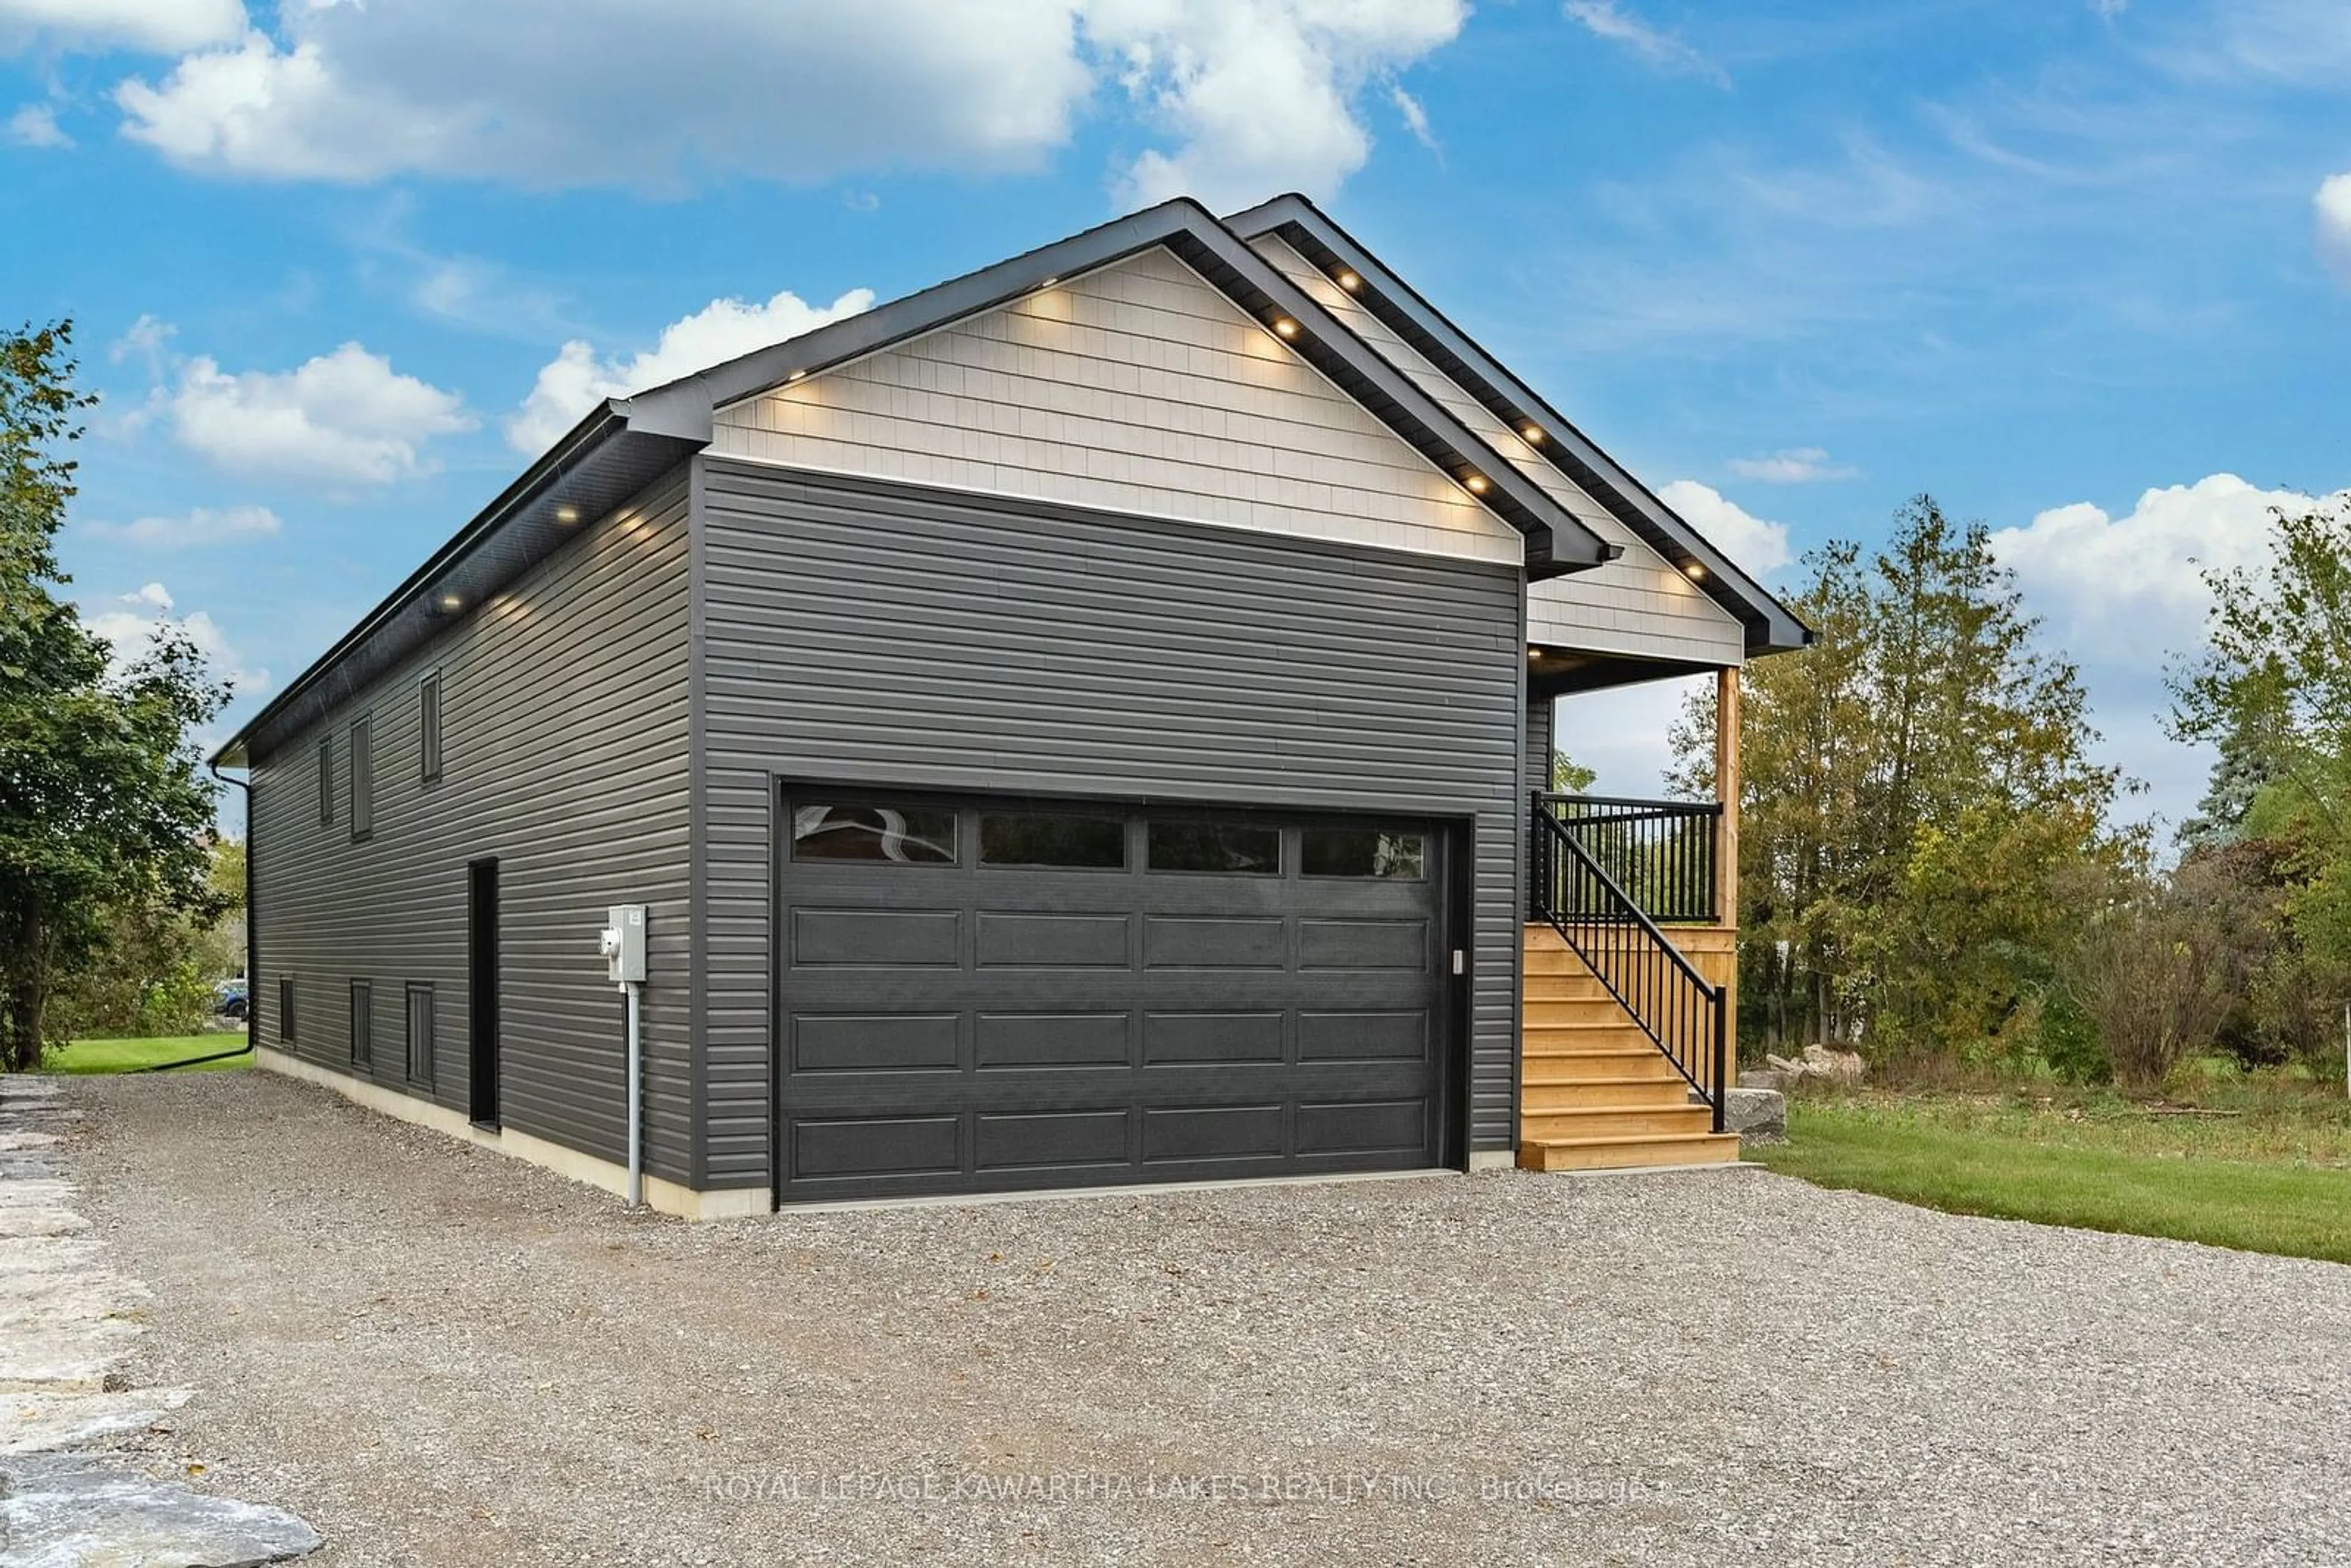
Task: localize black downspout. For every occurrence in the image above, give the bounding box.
[137,762,260,1075]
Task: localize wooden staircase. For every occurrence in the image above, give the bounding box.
[1520,925,1742,1172]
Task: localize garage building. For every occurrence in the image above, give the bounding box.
[216,195,1805,1214]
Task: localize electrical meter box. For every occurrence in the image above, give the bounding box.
[601,904,647,985]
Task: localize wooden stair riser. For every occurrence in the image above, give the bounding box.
[1521,1105,1715,1141]
[1521,1047,1685,1079]
[1524,1005,1658,1034]
[1523,1078,1700,1111]
[1515,1133,1741,1172]
[1520,987,1623,1016]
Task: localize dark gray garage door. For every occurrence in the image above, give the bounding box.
[774,790,1455,1202]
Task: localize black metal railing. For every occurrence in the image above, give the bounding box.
[1533,793,1721,925]
[1529,801,1727,1133]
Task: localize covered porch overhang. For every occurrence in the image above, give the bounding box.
[1524,641,1742,931]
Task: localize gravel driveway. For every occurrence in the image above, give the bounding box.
[54,1071,2351,1566]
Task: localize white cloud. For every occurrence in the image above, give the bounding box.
[107,2,1460,208]
[114,4,1089,189]
[1987,473,2330,662]
[2316,173,2351,287]
[84,583,269,695]
[6,101,69,146]
[87,504,281,548]
[2089,0,2126,17]
[1389,83,1436,151]
[1100,0,1467,209]
[1563,0,1730,88]
[108,312,176,373]
[154,342,474,486]
[1657,479,1791,575]
[1726,446,1858,484]
[508,287,876,456]
[0,0,244,54]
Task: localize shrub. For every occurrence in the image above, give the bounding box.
[2061,872,2235,1091]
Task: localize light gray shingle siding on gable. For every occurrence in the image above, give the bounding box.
[248,471,695,1184]
[710,246,1523,570]
[1248,236,1747,669]
[694,458,1528,1189]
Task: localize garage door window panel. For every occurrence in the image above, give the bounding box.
[980,812,1127,870]
[1302,827,1426,880]
[792,803,957,865]
[1146,821,1281,875]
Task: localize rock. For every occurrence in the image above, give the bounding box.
[1800,1044,1866,1085]
[1737,1067,1790,1092]
[2,1386,193,1455]
[1722,1087,1787,1142]
[1761,1045,1867,1089]
[0,1454,321,1566]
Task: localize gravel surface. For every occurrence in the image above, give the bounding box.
[56,1071,2351,1567]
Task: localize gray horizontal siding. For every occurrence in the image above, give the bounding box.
[694,458,1526,1189]
[249,470,694,1185]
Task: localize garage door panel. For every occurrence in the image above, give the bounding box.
[1144,916,1287,969]
[792,907,961,967]
[975,1012,1131,1068]
[1142,1104,1288,1163]
[1298,918,1428,970]
[974,911,1131,968]
[792,1115,961,1179]
[1141,1010,1285,1063]
[1299,1010,1429,1061]
[1297,1098,1430,1156]
[791,1013,961,1072]
[975,1109,1131,1172]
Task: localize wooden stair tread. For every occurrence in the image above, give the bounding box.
[1523,1129,1731,1147]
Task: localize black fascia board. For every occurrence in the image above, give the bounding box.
[1225,193,1812,654]
[211,409,699,767]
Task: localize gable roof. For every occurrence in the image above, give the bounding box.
[1223,194,1810,656]
[217,194,1786,768]
[620,198,1613,577]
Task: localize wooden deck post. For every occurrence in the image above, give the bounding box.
[1714,666,1742,1087]
[1714,666,1741,929]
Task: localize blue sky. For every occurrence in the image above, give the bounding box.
[6,0,2348,838]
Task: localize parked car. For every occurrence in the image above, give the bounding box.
[214,978,249,1021]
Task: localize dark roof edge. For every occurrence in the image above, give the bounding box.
[1224,193,1812,656]
[209,403,664,768]
[621,196,1614,577]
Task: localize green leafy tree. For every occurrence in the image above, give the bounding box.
[1550,751,1596,793]
[2168,499,2351,1071]
[1674,497,2129,1058]
[0,322,228,1070]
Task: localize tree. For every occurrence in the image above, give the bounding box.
[2167,499,2351,1071]
[2177,714,2274,852]
[1673,497,2129,1058]
[0,323,228,1070]
[2170,501,2351,961]
[1550,751,1596,793]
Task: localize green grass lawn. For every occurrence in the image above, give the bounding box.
[1755,1089,2351,1266]
[48,1034,253,1075]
